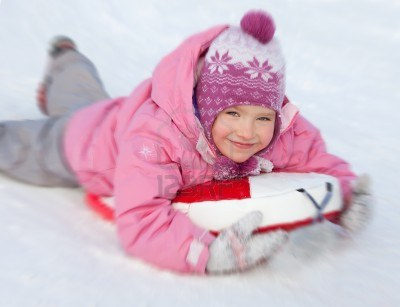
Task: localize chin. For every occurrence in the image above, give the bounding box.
[228,154,252,163]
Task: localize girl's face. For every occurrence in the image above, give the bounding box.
[211,105,276,163]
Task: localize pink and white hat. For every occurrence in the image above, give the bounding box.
[196,10,286,154]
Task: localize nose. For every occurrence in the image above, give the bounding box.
[236,120,255,140]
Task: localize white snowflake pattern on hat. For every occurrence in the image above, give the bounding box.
[208,51,232,74]
[245,57,274,81]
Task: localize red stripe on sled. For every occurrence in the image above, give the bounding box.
[209,211,342,236]
[173,177,251,203]
[86,193,114,221]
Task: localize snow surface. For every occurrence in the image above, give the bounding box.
[1,0,400,306]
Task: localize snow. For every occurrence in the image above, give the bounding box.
[1,0,400,306]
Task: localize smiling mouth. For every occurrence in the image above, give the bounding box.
[230,140,255,149]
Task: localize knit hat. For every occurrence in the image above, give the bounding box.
[195,10,286,179]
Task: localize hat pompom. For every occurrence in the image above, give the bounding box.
[240,10,276,44]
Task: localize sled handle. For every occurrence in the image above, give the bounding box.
[297,182,333,223]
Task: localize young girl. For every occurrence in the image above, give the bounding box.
[0,10,372,274]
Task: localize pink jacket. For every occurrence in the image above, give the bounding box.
[63,25,356,274]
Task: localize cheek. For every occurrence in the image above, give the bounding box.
[259,125,275,146]
[212,119,232,141]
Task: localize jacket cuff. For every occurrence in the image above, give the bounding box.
[187,230,215,274]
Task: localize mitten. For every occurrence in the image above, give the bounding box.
[206,211,288,274]
[340,174,373,233]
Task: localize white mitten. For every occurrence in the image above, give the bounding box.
[340,174,373,233]
[206,211,288,274]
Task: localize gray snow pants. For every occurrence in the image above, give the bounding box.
[0,50,109,186]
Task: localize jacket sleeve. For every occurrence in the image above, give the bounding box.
[113,128,215,274]
[280,114,357,204]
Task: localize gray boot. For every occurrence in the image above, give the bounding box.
[40,36,110,117]
[48,35,77,58]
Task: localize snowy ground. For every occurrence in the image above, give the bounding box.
[1,0,400,306]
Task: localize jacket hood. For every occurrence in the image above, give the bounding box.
[151,25,228,145]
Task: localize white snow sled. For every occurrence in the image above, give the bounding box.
[86,172,343,233]
[172,172,343,233]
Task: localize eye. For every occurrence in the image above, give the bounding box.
[226,111,239,117]
[257,116,271,121]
